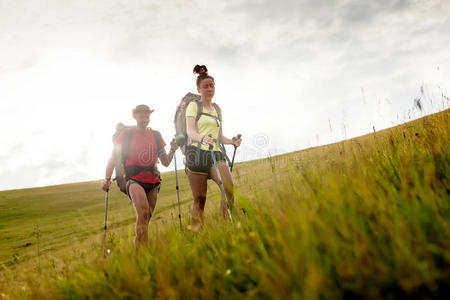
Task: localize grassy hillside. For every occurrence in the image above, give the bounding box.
[1,109,449,299]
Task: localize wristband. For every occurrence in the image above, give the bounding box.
[200,136,205,144]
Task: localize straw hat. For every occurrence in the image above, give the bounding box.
[132,104,155,115]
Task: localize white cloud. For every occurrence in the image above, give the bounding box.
[0,0,449,190]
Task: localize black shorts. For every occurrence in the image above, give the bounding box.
[185,145,225,177]
[126,179,161,197]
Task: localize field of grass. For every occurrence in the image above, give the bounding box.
[0,109,449,299]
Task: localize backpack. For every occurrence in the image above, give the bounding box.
[173,93,224,155]
[112,123,163,194]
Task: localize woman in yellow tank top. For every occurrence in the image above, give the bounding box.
[185,64,242,231]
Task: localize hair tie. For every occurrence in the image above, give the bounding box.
[199,67,207,75]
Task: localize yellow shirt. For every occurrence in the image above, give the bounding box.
[186,101,221,151]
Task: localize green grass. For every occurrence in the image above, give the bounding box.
[0,171,198,268]
[1,109,449,299]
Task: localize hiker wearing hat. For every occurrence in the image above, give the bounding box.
[185,65,242,231]
[102,104,178,246]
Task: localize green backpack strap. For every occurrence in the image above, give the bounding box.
[194,100,203,150]
[211,103,231,165]
[194,99,203,124]
[212,103,222,123]
[151,129,163,157]
[150,129,162,180]
[195,101,222,123]
[212,103,223,147]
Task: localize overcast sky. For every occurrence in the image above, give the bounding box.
[1,0,449,191]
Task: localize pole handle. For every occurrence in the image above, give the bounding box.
[232,134,242,148]
[208,134,214,150]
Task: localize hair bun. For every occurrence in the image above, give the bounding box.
[193,64,208,75]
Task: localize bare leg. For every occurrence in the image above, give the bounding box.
[129,183,151,246]
[209,162,234,218]
[186,170,208,231]
[146,187,158,223]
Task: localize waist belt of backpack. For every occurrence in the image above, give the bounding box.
[125,165,158,179]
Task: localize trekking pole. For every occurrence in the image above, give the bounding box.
[230,134,242,173]
[104,189,109,230]
[102,189,109,257]
[208,135,233,223]
[174,152,182,231]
